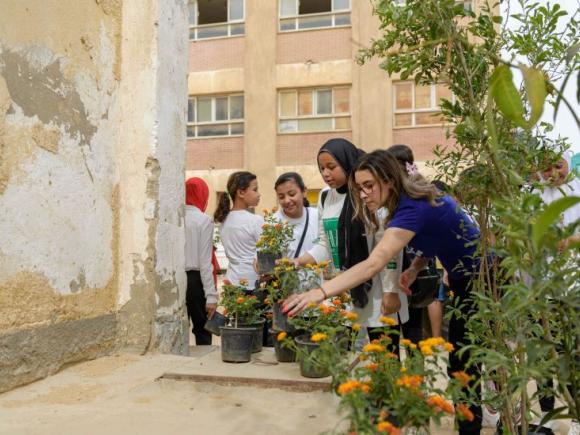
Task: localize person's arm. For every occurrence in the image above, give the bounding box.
[381,250,403,315]
[199,219,218,317]
[284,227,415,315]
[398,255,429,293]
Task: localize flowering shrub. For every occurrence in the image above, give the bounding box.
[288,293,355,334]
[219,279,264,326]
[336,328,474,433]
[264,259,331,304]
[255,207,294,255]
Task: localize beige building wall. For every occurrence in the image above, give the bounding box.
[0,0,189,392]
[186,0,449,212]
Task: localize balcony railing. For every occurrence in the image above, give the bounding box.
[189,21,245,40]
[279,10,350,32]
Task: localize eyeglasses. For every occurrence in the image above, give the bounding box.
[354,182,376,195]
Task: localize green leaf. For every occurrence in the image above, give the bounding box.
[490,65,526,128]
[565,41,580,62]
[532,196,580,249]
[521,66,547,127]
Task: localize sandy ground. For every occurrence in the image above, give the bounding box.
[0,351,345,435]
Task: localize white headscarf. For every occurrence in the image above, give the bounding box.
[540,151,580,228]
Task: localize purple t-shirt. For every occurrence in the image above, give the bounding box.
[388,194,480,279]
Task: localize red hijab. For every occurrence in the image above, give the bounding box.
[185,177,219,286]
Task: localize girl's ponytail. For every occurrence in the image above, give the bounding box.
[213,192,231,223]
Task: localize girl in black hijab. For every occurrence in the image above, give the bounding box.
[293,138,373,307]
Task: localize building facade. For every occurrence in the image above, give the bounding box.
[186,0,459,210]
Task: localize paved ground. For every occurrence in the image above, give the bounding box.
[0,346,572,435]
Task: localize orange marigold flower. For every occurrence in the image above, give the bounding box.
[444,342,454,352]
[236,297,246,304]
[386,352,398,359]
[337,380,371,395]
[262,224,269,229]
[271,206,278,213]
[311,333,328,343]
[277,331,287,342]
[401,338,412,346]
[379,316,397,326]
[456,404,475,421]
[352,323,361,332]
[409,343,417,350]
[420,345,433,356]
[452,371,472,387]
[363,343,386,353]
[332,299,342,306]
[367,363,379,372]
[427,395,454,414]
[376,421,401,434]
[396,375,423,390]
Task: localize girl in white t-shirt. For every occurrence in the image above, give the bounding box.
[214,171,263,290]
[273,172,318,259]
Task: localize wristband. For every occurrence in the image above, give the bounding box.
[319,286,328,299]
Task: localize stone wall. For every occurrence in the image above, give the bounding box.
[0,0,188,392]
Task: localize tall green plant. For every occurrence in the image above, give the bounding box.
[357,0,579,432]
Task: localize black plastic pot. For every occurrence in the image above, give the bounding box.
[270,328,296,362]
[272,302,295,333]
[204,311,229,336]
[256,251,281,275]
[294,334,330,378]
[219,326,254,363]
[238,318,266,353]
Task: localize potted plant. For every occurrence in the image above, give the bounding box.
[282,295,359,378]
[255,207,294,274]
[219,279,266,361]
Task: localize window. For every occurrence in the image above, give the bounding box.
[279,0,350,32]
[278,87,350,133]
[187,94,244,138]
[393,82,454,127]
[188,0,244,40]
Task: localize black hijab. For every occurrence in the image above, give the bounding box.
[318,138,372,308]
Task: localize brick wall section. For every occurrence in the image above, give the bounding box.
[186,137,244,170]
[393,127,455,161]
[277,131,353,165]
[188,37,245,72]
[277,28,352,65]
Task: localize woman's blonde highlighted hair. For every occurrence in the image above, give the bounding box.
[349,150,440,232]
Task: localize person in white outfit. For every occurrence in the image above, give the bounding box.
[273,172,319,259]
[184,177,218,345]
[213,171,263,290]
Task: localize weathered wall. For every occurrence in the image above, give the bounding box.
[0,0,188,392]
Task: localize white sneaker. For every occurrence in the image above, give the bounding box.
[482,405,500,428]
[569,420,580,435]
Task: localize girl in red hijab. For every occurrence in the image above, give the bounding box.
[185,177,219,345]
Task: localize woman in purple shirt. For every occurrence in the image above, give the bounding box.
[284,150,482,434]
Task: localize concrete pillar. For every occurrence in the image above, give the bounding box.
[243,0,278,208]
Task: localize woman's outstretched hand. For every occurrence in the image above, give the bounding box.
[282,289,325,316]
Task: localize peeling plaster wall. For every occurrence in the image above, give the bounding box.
[0,0,188,392]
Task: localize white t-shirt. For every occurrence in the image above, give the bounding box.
[274,207,319,259]
[219,210,264,289]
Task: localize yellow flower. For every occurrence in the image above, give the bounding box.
[310,333,328,343]
[362,343,386,353]
[307,302,317,308]
[400,367,407,373]
[444,342,454,352]
[448,290,454,298]
[344,311,358,321]
[409,343,417,350]
[272,206,278,213]
[239,278,249,286]
[401,339,412,346]
[420,345,433,356]
[272,281,279,288]
[396,375,423,390]
[379,316,397,326]
[277,331,287,342]
[352,323,361,332]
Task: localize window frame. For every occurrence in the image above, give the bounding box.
[393,81,455,129]
[278,86,351,134]
[189,0,246,41]
[278,0,351,33]
[187,94,245,139]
